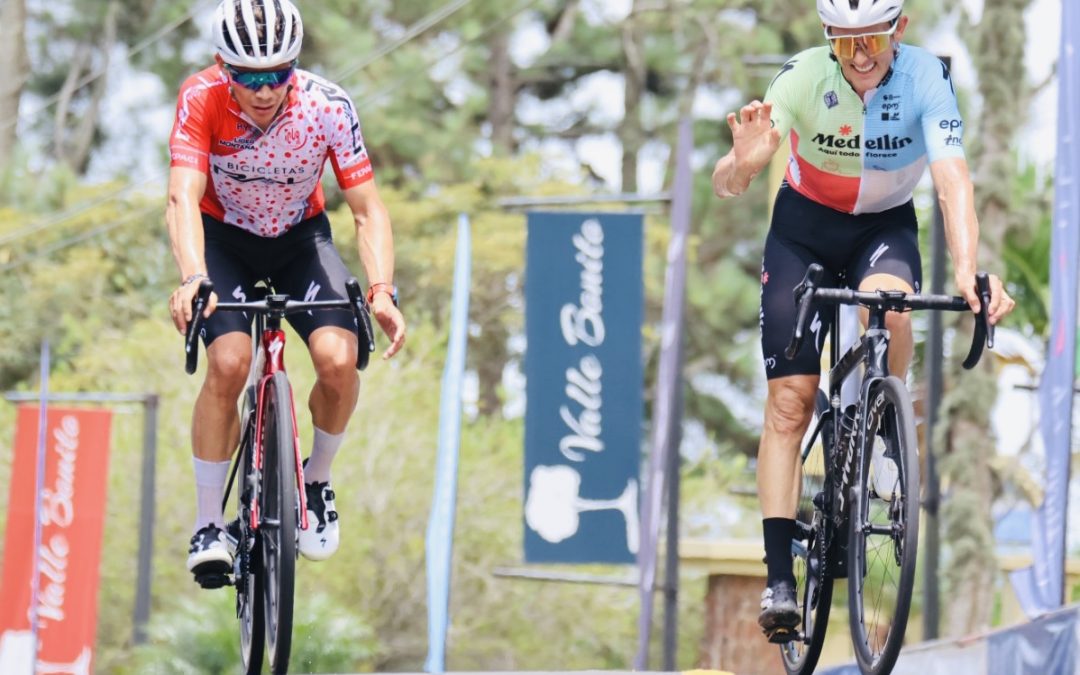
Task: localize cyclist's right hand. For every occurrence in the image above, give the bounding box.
[726,100,782,190]
[170,277,217,335]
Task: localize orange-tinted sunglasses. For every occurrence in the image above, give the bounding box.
[825,21,899,59]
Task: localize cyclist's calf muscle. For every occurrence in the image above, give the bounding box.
[307,326,360,434]
[758,374,818,519]
[193,333,251,462]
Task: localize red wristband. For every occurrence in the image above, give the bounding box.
[366,282,398,306]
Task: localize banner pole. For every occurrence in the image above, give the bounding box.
[133,394,158,645]
[636,117,693,670]
[30,340,51,672]
[424,213,472,673]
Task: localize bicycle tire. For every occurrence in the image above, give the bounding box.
[847,376,919,675]
[236,422,265,675]
[781,389,835,675]
[261,371,297,675]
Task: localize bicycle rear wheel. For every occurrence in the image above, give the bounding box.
[261,371,297,674]
[847,376,919,675]
[781,389,835,675]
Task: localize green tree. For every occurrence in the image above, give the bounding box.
[0,0,28,171]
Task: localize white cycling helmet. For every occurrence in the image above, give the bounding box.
[213,0,303,68]
[817,0,903,29]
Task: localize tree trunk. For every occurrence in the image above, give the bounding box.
[52,2,118,174]
[939,353,998,637]
[487,28,515,156]
[941,0,1032,636]
[619,2,647,193]
[0,0,28,170]
[548,0,579,44]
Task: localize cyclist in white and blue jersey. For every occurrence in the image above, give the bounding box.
[710,0,1016,639]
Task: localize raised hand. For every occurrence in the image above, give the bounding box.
[725,101,783,193]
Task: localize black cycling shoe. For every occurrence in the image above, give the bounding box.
[758,580,801,643]
[187,524,236,589]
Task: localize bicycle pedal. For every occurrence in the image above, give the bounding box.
[194,572,234,589]
[764,626,800,644]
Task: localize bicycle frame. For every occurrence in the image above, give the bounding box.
[248,301,309,532]
[821,302,891,523]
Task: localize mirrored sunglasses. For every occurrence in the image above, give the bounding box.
[825,22,898,60]
[224,62,296,91]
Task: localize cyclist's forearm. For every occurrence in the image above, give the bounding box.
[354,201,395,285]
[166,168,209,280]
[936,179,978,277]
[342,181,395,285]
[711,151,760,198]
[166,198,208,280]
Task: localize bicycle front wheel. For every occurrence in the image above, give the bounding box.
[261,371,298,675]
[848,376,919,675]
[781,388,835,675]
[237,437,265,675]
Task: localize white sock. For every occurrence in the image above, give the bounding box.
[304,427,344,483]
[193,457,232,533]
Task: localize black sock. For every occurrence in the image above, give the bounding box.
[763,517,797,587]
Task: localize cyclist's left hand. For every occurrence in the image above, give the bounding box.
[371,295,406,359]
[956,271,1015,325]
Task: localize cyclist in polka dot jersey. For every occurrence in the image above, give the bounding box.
[170,56,374,235]
[167,0,406,583]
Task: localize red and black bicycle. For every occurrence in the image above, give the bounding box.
[183,278,373,675]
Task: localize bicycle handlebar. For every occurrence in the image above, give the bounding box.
[784,263,994,370]
[184,277,376,375]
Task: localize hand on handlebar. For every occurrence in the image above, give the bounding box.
[370,294,406,359]
[170,278,217,335]
[954,271,1014,325]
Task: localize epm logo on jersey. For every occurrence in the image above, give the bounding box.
[940,118,963,147]
[880,93,901,122]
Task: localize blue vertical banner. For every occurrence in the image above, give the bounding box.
[1017,3,1080,614]
[424,214,471,673]
[524,211,643,564]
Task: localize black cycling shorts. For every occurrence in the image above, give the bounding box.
[760,184,923,380]
[200,212,357,347]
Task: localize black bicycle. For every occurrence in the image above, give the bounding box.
[778,263,993,675]
[183,277,374,675]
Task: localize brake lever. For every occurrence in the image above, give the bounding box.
[185,280,215,375]
[784,263,824,360]
[961,272,992,370]
[976,272,994,349]
[345,278,375,371]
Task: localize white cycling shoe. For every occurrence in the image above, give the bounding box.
[299,479,339,561]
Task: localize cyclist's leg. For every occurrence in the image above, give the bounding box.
[759,228,835,547]
[847,205,922,379]
[757,196,843,637]
[188,216,261,579]
[274,213,357,560]
[273,213,360,439]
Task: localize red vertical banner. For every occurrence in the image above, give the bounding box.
[0,407,112,674]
